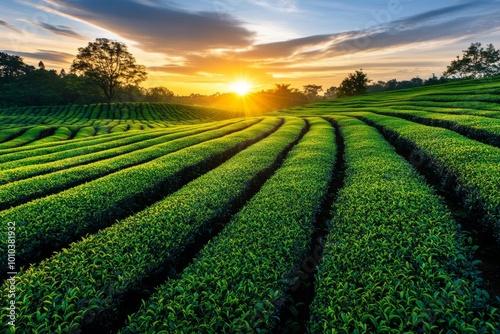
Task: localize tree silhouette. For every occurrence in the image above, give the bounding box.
[324,86,338,99]
[71,38,147,104]
[0,52,34,85]
[443,42,500,79]
[337,69,370,98]
[303,84,323,101]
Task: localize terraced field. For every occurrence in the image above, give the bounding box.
[1,79,500,333]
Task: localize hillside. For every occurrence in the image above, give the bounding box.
[0,102,239,148]
[284,76,500,117]
[1,78,499,333]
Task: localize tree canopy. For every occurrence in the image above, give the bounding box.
[0,52,35,86]
[71,38,147,104]
[303,84,323,101]
[443,42,500,79]
[337,69,370,98]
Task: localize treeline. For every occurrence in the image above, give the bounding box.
[322,43,500,99]
[0,52,175,107]
[1,41,499,109]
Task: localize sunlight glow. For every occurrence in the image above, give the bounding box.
[230,80,253,96]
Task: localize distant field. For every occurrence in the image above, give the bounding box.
[1,78,500,333]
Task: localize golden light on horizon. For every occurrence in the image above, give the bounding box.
[230,80,253,96]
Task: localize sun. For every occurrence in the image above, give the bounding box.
[230,80,252,96]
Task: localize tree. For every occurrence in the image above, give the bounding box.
[71,38,147,104]
[2,68,65,106]
[303,84,323,101]
[443,42,500,79]
[145,86,175,102]
[0,52,34,85]
[385,79,398,90]
[337,69,370,98]
[38,61,45,70]
[324,86,338,99]
[271,83,308,109]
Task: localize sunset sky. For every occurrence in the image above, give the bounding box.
[1,0,500,95]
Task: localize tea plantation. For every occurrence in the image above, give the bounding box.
[1,78,500,333]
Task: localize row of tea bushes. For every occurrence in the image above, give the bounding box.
[122,117,337,332]
[309,116,499,333]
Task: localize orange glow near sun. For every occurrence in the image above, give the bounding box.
[230,80,253,96]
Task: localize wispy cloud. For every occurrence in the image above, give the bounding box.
[13,0,500,90]
[31,22,86,39]
[2,49,74,64]
[316,2,500,58]
[236,1,500,61]
[0,20,22,34]
[150,1,500,86]
[248,0,299,13]
[42,0,255,53]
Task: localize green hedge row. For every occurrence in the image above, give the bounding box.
[25,127,73,146]
[72,126,96,138]
[383,104,500,120]
[0,122,248,209]
[356,112,500,246]
[309,116,499,333]
[407,100,500,112]
[0,132,164,176]
[411,93,500,103]
[373,109,500,147]
[121,117,337,333]
[0,117,278,267]
[0,122,205,159]
[0,117,306,333]
[0,126,55,149]
[0,120,237,184]
[0,127,26,144]
[0,130,133,158]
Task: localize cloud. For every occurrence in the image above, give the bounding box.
[248,0,298,13]
[18,0,500,91]
[236,1,500,62]
[0,20,22,34]
[1,49,74,64]
[316,2,500,58]
[43,0,255,53]
[32,22,85,39]
[242,34,336,59]
[258,61,446,74]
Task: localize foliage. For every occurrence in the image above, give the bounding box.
[1,69,67,106]
[0,118,302,333]
[324,86,338,99]
[0,118,277,266]
[358,112,500,246]
[303,84,323,101]
[309,116,499,332]
[0,121,239,209]
[337,69,370,97]
[444,42,500,79]
[122,118,336,332]
[0,52,500,333]
[71,38,147,104]
[368,77,426,93]
[144,86,175,102]
[372,108,500,147]
[0,52,34,84]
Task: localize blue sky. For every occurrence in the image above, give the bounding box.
[1,0,500,94]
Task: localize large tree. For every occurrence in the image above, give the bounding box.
[337,69,370,98]
[303,84,323,101]
[0,52,34,86]
[443,42,500,79]
[71,38,147,104]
